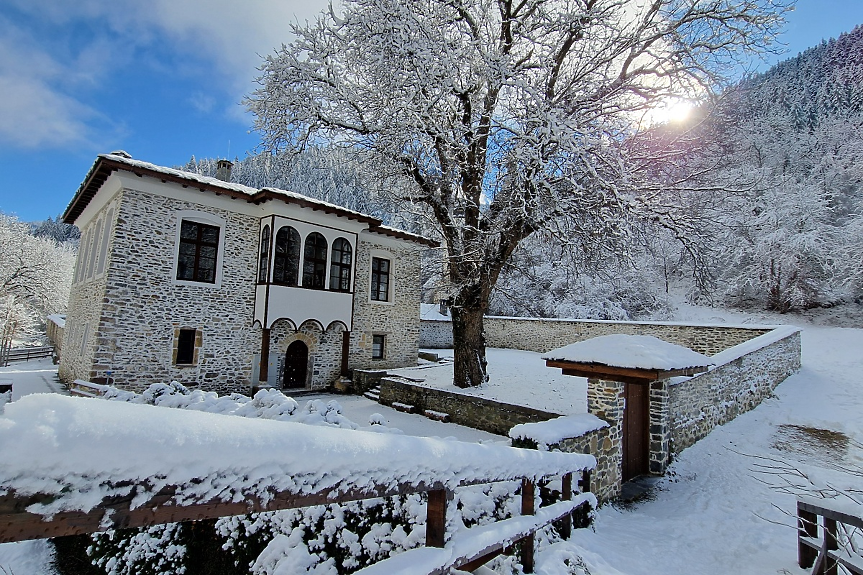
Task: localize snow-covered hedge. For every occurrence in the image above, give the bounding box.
[0,383,595,574]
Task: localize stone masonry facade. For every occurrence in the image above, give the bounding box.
[63,189,262,394]
[60,155,429,395]
[349,239,422,371]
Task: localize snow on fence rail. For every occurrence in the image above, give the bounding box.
[0,394,595,572]
[797,496,863,575]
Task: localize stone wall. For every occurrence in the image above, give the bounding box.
[349,239,422,371]
[378,377,558,436]
[419,320,454,349]
[668,328,802,452]
[421,316,771,356]
[65,188,262,394]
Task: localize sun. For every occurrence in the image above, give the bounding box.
[645,98,695,126]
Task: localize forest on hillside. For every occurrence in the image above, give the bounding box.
[182,26,863,321]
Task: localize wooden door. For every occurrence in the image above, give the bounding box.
[622,382,650,481]
[283,341,308,389]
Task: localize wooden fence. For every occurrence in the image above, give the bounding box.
[798,496,863,575]
[1,389,595,573]
[1,345,54,366]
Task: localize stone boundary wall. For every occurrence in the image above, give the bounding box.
[421,316,772,356]
[512,428,619,504]
[668,327,801,453]
[378,377,558,436]
[398,322,801,503]
[419,320,454,349]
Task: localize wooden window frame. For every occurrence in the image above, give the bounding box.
[273,226,301,286]
[302,232,328,290]
[372,334,386,360]
[176,220,220,284]
[329,238,352,292]
[370,257,391,302]
[258,225,271,283]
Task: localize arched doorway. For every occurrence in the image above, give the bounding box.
[283,340,308,389]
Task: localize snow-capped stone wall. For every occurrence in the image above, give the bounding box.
[378,376,560,436]
[421,316,770,356]
[667,328,802,452]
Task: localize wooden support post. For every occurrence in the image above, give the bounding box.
[798,502,818,568]
[341,330,351,377]
[824,517,838,575]
[426,489,448,548]
[560,473,572,540]
[259,328,271,384]
[521,478,536,573]
[579,469,591,494]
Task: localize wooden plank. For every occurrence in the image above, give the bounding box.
[521,479,535,573]
[546,360,706,382]
[798,499,863,530]
[426,489,448,548]
[825,517,838,575]
[798,504,819,568]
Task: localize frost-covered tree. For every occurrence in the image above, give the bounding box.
[0,213,76,339]
[248,0,789,387]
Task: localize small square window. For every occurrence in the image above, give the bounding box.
[176,329,197,365]
[372,334,385,360]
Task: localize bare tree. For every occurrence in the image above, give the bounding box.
[248,0,790,387]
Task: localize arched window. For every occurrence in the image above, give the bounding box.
[329,238,352,292]
[303,232,328,289]
[273,226,301,286]
[257,225,270,283]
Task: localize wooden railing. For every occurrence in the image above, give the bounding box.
[1,345,54,365]
[1,390,595,574]
[798,496,863,575]
[0,470,591,574]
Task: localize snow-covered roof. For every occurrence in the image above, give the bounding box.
[0,394,594,517]
[420,303,451,321]
[543,334,711,371]
[63,153,436,246]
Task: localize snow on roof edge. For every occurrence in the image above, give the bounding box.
[482,315,791,331]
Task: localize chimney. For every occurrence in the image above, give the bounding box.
[439,298,450,316]
[215,159,233,182]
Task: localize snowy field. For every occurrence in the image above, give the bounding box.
[1,309,862,574]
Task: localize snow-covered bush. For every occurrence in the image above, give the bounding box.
[74,383,569,575]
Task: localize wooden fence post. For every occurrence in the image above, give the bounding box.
[824,517,838,575]
[797,501,818,568]
[578,469,591,494]
[559,473,572,540]
[426,489,448,548]
[521,478,536,573]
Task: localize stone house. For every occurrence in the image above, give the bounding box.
[59,152,434,394]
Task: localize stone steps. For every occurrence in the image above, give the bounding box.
[363,386,381,401]
[423,409,451,422]
[391,401,416,414]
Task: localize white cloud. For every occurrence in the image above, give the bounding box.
[0,0,329,150]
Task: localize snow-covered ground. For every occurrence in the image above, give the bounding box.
[1,309,861,575]
[391,348,589,415]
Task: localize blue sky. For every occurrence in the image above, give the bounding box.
[1,0,861,223]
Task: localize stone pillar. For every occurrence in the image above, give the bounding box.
[649,379,672,475]
[587,377,624,500]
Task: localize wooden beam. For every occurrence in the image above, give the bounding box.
[521,478,535,573]
[546,360,707,382]
[426,489,449,548]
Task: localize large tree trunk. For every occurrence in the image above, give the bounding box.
[450,283,489,388]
